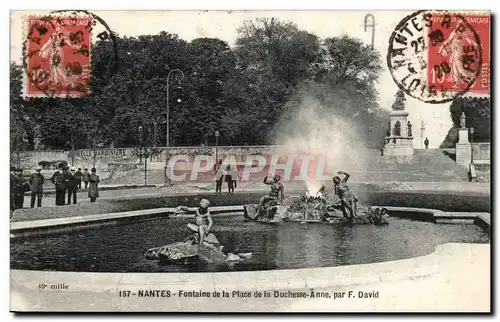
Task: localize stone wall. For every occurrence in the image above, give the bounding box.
[456,142,490,169]
[16,146,285,170]
[16,143,490,173]
[472,143,490,161]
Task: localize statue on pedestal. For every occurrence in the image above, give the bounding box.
[392,89,406,111]
[393,121,401,136]
[407,121,412,137]
[460,112,466,128]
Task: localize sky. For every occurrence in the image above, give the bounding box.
[10,10,464,148]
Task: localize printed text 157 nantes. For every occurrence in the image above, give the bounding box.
[119,289,379,299]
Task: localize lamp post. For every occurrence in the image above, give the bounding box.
[138,126,146,186]
[165,69,184,186]
[420,119,425,149]
[215,131,220,165]
[138,126,143,144]
[153,121,157,147]
[470,127,475,164]
[364,13,376,50]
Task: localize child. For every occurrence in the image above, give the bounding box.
[175,198,213,245]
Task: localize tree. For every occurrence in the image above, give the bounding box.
[224,18,323,144]
[271,35,388,148]
[175,38,237,145]
[440,97,490,148]
[235,18,321,85]
[10,21,388,150]
[131,122,163,186]
[10,62,34,167]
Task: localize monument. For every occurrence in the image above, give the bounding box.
[383,89,414,157]
[456,112,472,169]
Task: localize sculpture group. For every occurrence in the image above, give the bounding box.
[244,191,389,226]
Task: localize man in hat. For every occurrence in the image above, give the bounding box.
[13,168,29,209]
[51,164,67,206]
[29,166,45,208]
[10,166,16,211]
[82,168,90,189]
[74,167,83,189]
[175,198,213,245]
[65,166,78,205]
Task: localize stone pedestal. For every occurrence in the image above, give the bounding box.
[383,137,414,156]
[458,128,469,144]
[383,110,414,157]
[456,128,472,168]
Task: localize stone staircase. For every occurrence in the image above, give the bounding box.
[328,149,468,182]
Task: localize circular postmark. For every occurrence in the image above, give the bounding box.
[387,10,483,104]
[22,10,118,98]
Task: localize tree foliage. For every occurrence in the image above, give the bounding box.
[11,18,388,150]
[440,97,490,148]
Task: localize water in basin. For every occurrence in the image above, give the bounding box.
[10,215,489,272]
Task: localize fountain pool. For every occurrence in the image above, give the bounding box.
[10,214,489,273]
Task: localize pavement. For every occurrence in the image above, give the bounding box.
[10,243,490,311]
[20,180,490,209]
[22,186,165,208]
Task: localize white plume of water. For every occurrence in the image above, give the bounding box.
[275,96,370,195]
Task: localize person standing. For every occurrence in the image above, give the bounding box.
[51,166,66,206]
[74,167,83,189]
[424,137,429,149]
[214,160,223,194]
[82,168,90,189]
[224,164,234,193]
[10,166,16,211]
[29,166,45,208]
[88,168,100,203]
[66,167,78,204]
[231,164,238,192]
[13,168,29,209]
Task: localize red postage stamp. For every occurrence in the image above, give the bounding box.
[427,13,490,94]
[25,16,92,97]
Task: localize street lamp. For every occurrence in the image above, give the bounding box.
[364,13,376,50]
[215,130,220,165]
[153,122,157,147]
[420,119,425,149]
[470,127,475,164]
[138,126,143,145]
[165,69,184,186]
[138,126,147,186]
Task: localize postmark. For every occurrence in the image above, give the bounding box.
[22,10,118,98]
[387,10,485,104]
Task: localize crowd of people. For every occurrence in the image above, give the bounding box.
[9,164,101,210]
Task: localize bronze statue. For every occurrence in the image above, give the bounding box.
[392,89,406,110]
[393,121,401,136]
[460,112,466,128]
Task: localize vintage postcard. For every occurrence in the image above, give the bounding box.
[9,9,491,312]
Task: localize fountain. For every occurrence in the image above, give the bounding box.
[243,189,389,225]
[144,228,253,264]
